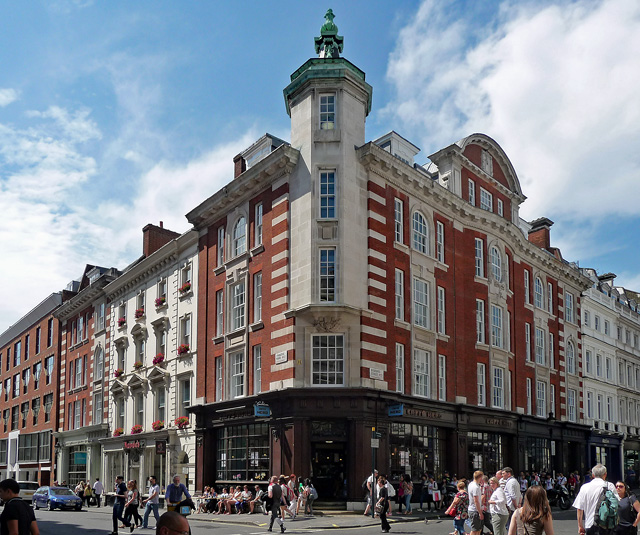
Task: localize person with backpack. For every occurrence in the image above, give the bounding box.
[574,463,618,535]
[363,469,378,516]
[507,485,554,535]
[614,481,640,535]
[303,478,318,516]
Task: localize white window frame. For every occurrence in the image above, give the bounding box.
[436,221,444,263]
[525,323,531,362]
[413,278,429,329]
[311,334,345,386]
[179,376,191,417]
[319,93,335,130]
[534,277,544,309]
[96,302,105,331]
[394,198,403,243]
[217,225,225,266]
[180,314,192,348]
[231,281,246,331]
[253,272,262,322]
[255,203,263,247]
[524,270,530,304]
[156,386,166,423]
[565,291,575,323]
[319,248,336,302]
[232,216,247,257]
[477,363,486,406]
[492,367,504,409]
[475,238,484,277]
[94,392,103,425]
[253,345,262,395]
[526,378,532,415]
[566,340,576,374]
[468,179,476,205]
[606,357,612,380]
[395,269,404,321]
[437,286,446,335]
[536,380,546,418]
[476,299,485,344]
[587,391,593,419]
[319,170,336,219]
[230,351,245,399]
[215,357,223,401]
[95,347,103,381]
[490,246,502,282]
[396,343,404,394]
[480,187,493,212]
[535,327,545,365]
[497,198,504,217]
[586,350,592,375]
[548,282,553,313]
[549,333,554,368]
[412,212,428,254]
[414,349,430,398]
[216,290,224,336]
[438,354,446,401]
[491,304,503,348]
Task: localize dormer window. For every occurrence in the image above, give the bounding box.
[319,94,335,130]
[481,149,493,176]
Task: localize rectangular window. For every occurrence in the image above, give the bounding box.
[491,305,503,348]
[565,291,575,323]
[525,323,532,361]
[628,365,633,387]
[22,368,29,395]
[524,270,530,304]
[549,333,554,368]
[480,188,493,212]
[587,391,594,419]
[437,286,446,334]
[33,362,41,390]
[179,377,191,417]
[74,400,81,429]
[156,387,165,422]
[217,226,225,266]
[396,343,404,394]
[606,357,612,380]
[231,282,246,331]
[255,203,263,247]
[567,389,577,422]
[181,314,191,347]
[35,327,41,354]
[394,198,403,243]
[596,354,602,377]
[13,374,19,398]
[319,94,335,129]
[585,350,592,375]
[477,363,486,406]
[94,392,103,424]
[497,198,504,217]
[319,171,336,218]
[253,345,262,395]
[526,378,532,415]
[605,320,610,335]
[47,318,54,347]
[535,327,545,365]
[158,279,167,302]
[14,341,21,366]
[312,335,344,386]
[536,381,546,417]
[436,221,444,263]
[548,282,553,313]
[319,248,336,302]
[584,310,590,327]
[438,354,446,401]
[414,349,430,398]
[253,272,262,322]
[468,179,476,205]
[75,357,82,388]
[492,367,504,408]
[395,270,404,321]
[619,362,625,385]
[231,352,245,398]
[216,357,223,402]
[476,299,485,344]
[475,238,484,277]
[96,302,105,331]
[413,278,429,328]
[216,290,224,336]
[550,384,556,417]
[24,336,30,360]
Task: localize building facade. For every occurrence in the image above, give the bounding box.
[102,224,199,491]
[0,292,67,484]
[186,12,592,506]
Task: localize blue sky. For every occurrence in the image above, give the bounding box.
[1,0,639,332]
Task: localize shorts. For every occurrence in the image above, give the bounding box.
[468,511,483,531]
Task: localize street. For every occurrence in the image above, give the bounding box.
[31,507,580,535]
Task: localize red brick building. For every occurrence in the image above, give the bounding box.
[0,292,69,484]
[186,13,591,506]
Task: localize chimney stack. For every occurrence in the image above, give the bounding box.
[528,217,554,251]
[142,223,180,257]
[233,154,246,178]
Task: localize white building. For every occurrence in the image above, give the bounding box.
[101,224,198,490]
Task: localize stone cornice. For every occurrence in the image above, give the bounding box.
[186,144,300,230]
[358,142,591,290]
[105,231,198,301]
[54,278,114,321]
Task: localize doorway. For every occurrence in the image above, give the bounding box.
[311,441,346,501]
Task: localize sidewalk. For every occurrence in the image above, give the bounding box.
[88,505,446,530]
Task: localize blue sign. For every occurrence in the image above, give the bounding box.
[388,403,404,417]
[74,452,87,465]
[254,403,271,417]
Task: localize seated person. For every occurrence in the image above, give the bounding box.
[249,485,265,514]
[238,485,252,513]
[206,488,218,513]
[216,488,230,514]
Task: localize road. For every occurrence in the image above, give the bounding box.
[31,507,580,535]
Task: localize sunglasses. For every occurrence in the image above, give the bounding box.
[616,484,625,488]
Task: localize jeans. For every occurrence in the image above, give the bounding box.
[112,501,129,533]
[95,494,101,507]
[454,518,465,535]
[143,503,160,528]
[404,494,412,513]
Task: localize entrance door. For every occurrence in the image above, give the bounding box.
[311,442,346,501]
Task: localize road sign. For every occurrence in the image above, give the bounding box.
[371,438,380,449]
[372,431,382,439]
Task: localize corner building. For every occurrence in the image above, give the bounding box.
[188,12,591,507]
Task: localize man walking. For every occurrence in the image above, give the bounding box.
[574,464,617,535]
[0,479,39,535]
[468,471,485,535]
[93,477,104,507]
[502,467,522,529]
[112,475,130,535]
[267,475,285,533]
[142,476,161,529]
[363,469,379,516]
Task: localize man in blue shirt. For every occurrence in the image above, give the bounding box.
[165,475,192,508]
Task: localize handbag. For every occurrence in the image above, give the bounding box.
[375,503,383,513]
[446,504,456,517]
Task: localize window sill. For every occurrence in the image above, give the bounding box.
[436,333,450,342]
[250,321,264,332]
[213,265,225,276]
[212,335,224,345]
[250,244,265,256]
[474,276,488,284]
[393,242,409,253]
[178,291,193,300]
[393,319,410,330]
[155,304,168,311]
[68,385,87,395]
[94,326,107,337]
[475,342,489,350]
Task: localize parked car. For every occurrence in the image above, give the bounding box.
[33,486,82,511]
[17,481,39,504]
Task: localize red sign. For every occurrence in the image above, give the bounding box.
[124,441,141,449]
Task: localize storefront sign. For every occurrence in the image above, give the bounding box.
[254,403,271,417]
[124,440,142,450]
[406,408,442,419]
[275,351,288,364]
[485,418,514,429]
[73,452,87,464]
[388,403,404,417]
[155,440,166,455]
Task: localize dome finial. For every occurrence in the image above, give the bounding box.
[314,9,344,58]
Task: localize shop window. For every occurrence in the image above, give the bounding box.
[468,432,503,475]
[216,424,270,482]
[388,423,444,482]
[525,437,550,472]
[68,445,88,487]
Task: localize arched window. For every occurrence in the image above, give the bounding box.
[490,247,502,282]
[232,217,246,256]
[412,212,429,254]
[534,277,544,308]
[567,340,575,374]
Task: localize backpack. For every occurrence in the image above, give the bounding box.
[387,484,396,498]
[309,486,318,500]
[595,485,619,530]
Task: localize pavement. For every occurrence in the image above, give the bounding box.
[86,505,445,530]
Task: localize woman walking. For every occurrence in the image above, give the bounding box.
[507,485,554,535]
[428,476,441,511]
[124,479,143,530]
[614,481,640,535]
[402,474,413,515]
[447,480,469,535]
[397,475,404,514]
[488,476,508,535]
[376,476,391,533]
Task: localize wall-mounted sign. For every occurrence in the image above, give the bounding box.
[388,403,404,417]
[254,403,271,417]
[155,441,166,455]
[124,440,141,450]
[275,351,288,364]
[370,368,384,380]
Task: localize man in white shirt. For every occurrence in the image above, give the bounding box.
[573,464,617,535]
[502,467,521,530]
[142,475,161,529]
[467,471,485,535]
[363,469,378,516]
[93,478,104,508]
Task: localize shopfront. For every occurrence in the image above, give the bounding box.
[624,438,640,485]
[589,431,623,482]
[53,424,109,487]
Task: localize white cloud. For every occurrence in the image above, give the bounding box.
[0,88,19,107]
[384,0,640,225]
